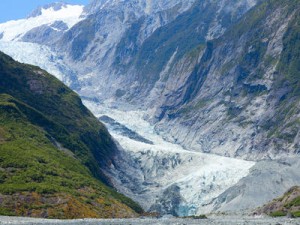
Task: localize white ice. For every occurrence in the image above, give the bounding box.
[0,41,73,85]
[84,100,256,215]
[0,4,84,41]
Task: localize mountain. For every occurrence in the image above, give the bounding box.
[53,0,256,101]
[152,0,300,160]
[0,3,84,44]
[0,2,83,89]
[0,0,300,217]
[0,51,142,218]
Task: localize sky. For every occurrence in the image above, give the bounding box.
[0,0,89,23]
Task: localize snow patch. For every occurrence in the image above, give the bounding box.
[0,5,84,41]
[145,0,153,14]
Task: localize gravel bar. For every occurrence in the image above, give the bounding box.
[0,216,300,225]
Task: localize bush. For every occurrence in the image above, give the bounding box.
[192,215,208,219]
[292,211,300,217]
[270,211,286,217]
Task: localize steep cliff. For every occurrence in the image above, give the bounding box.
[153,0,300,160]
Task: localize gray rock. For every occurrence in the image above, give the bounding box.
[208,157,300,213]
[99,115,154,144]
[0,216,299,225]
[22,21,68,45]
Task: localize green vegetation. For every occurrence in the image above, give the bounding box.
[266,2,300,143]
[181,214,208,219]
[277,6,300,94]
[190,215,208,219]
[215,0,300,145]
[225,0,300,39]
[0,95,103,195]
[260,186,300,218]
[285,197,300,208]
[0,52,142,218]
[0,51,114,184]
[270,211,286,217]
[0,207,15,216]
[292,211,300,217]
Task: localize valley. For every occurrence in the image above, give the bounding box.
[85,100,255,215]
[0,0,299,219]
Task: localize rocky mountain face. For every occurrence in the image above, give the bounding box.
[152,0,300,160]
[0,0,300,217]
[0,51,142,218]
[45,0,299,161]
[52,0,257,102]
[52,0,198,97]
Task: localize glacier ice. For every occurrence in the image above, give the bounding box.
[84,100,255,216]
[0,41,75,86]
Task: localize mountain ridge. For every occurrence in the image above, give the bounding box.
[0,51,142,218]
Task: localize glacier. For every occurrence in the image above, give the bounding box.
[84,100,255,216]
[0,41,75,86]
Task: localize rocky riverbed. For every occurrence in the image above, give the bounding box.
[0,216,299,225]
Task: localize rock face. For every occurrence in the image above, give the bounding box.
[152,0,300,160]
[44,0,299,160]
[209,157,300,213]
[52,0,198,98]
[53,0,257,102]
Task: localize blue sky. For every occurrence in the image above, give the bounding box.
[0,0,89,23]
